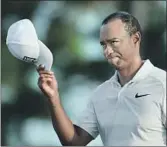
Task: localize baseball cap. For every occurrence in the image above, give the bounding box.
[6,19,39,63]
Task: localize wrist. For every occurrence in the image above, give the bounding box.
[48,93,61,106]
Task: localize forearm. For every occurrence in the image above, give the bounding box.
[48,95,77,145]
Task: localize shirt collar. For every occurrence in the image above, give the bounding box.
[131,59,154,82]
[111,59,154,84]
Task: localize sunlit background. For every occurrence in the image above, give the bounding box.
[1,1,166,146]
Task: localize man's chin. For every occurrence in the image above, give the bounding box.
[108,60,121,69]
[108,61,118,68]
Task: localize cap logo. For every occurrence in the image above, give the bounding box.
[23,56,37,63]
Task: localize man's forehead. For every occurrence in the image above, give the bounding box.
[100,19,127,40]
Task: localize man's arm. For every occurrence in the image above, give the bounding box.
[37,66,93,146]
[48,97,93,146]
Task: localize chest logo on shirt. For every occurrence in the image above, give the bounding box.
[135,93,150,98]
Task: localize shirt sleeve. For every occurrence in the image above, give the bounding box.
[73,99,99,139]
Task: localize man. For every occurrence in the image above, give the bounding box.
[37,11,166,146]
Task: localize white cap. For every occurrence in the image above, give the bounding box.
[35,40,53,71]
[6,19,39,63]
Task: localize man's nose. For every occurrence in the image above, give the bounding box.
[106,45,114,55]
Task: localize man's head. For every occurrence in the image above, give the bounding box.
[100,11,142,70]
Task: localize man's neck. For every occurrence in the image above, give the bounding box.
[117,57,143,86]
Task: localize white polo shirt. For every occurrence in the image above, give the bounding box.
[74,60,166,146]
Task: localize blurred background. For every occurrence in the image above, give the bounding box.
[1,0,166,146]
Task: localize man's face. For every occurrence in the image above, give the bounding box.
[100,19,138,70]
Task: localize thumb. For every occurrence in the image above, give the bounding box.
[36,64,45,72]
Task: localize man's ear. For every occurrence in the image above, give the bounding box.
[133,31,141,44]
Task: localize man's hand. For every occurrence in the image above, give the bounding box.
[37,65,58,100]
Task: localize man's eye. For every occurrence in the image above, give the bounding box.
[108,41,119,46]
[100,42,106,48]
[101,44,107,49]
[111,41,118,44]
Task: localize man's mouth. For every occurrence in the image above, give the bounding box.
[107,55,119,59]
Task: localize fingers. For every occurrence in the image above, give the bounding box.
[39,74,54,79]
[38,76,53,88]
[38,76,53,83]
[38,72,54,82]
[36,64,54,76]
[39,71,54,75]
[37,65,56,90]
